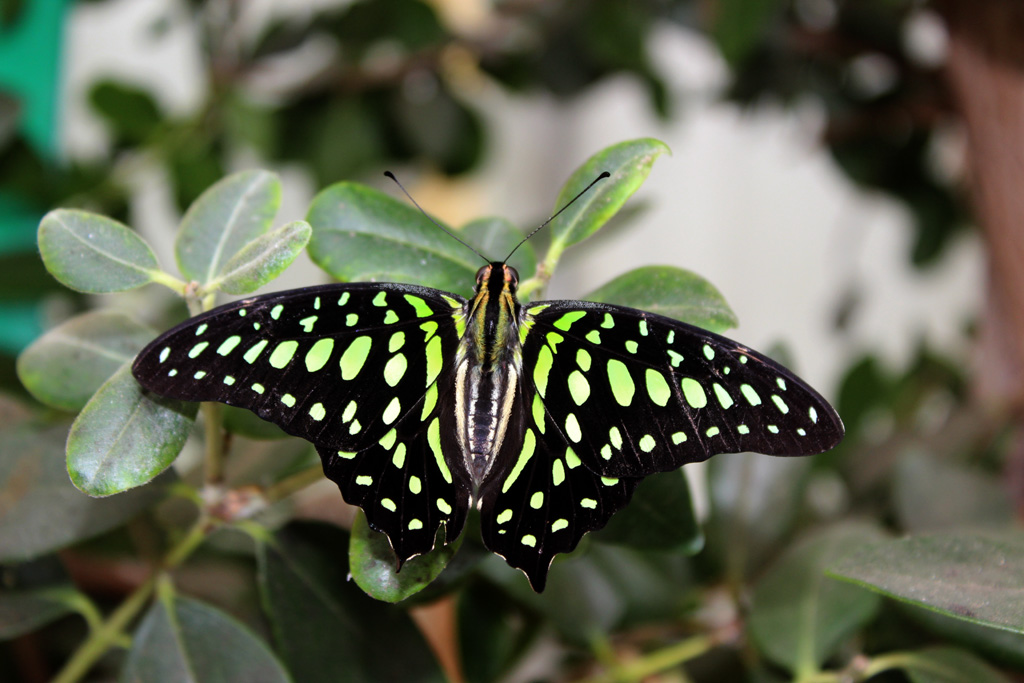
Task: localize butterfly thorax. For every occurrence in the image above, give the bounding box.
[454,263,523,489]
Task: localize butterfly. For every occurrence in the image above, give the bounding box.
[132,179,844,591]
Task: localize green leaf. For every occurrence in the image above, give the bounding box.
[307,182,477,295]
[548,138,670,252]
[749,523,886,675]
[348,510,460,603]
[0,557,77,640]
[67,364,196,496]
[894,452,1013,533]
[592,470,702,552]
[123,593,290,682]
[458,581,536,683]
[711,0,784,66]
[0,422,170,561]
[258,523,446,683]
[222,405,287,440]
[900,603,1024,669]
[877,646,1012,683]
[17,311,155,412]
[828,529,1024,635]
[175,169,281,285]
[461,216,536,280]
[210,220,312,295]
[38,209,160,293]
[584,265,738,333]
[88,80,164,145]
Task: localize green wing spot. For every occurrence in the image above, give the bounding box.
[188,341,209,359]
[409,476,422,494]
[565,447,582,469]
[421,320,438,340]
[383,353,408,386]
[497,509,513,524]
[600,444,612,460]
[552,459,565,486]
[565,413,582,443]
[384,310,399,324]
[392,443,406,468]
[427,418,453,483]
[223,376,235,385]
[576,348,591,371]
[713,383,734,409]
[737,424,750,434]
[238,309,247,317]
[551,519,568,532]
[196,323,208,336]
[168,369,178,377]
[217,336,241,356]
[580,498,597,509]
[338,450,356,460]
[553,310,586,331]
[739,355,748,364]
[437,498,452,515]
[606,359,635,407]
[373,291,387,307]
[740,383,761,406]
[305,338,334,372]
[349,419,362,434]
[706,426,720,437]
[379,429,398,449]
[521,535,537,547]
[703,344,715,360]
[342,400,357,423]
[389,331,406,353]
[193,371,206,380]
[346,313,359,327]
[404,294,433,318]
[309,403,326,421]
[339,336,373,380]
[534,346,553,398]
[421,383,438,420]
[314,297,321,310]
[532,393,546,433]
[338,292,350,306]
[281,393,296,407]
[425,336,443,387]
[502,428,536,493]
[408,519,424,530]
[381,498,397,512]
[668,350,684,367]
[601,477,619,486]
[681,378,707,409]
[609,426,623,449]
[809,406,818,423]
[639,319,649,336]
[671,431,687,444]
[797,428,806,436]
[271,304,284,320]
[243,340,268,364]
[251,383,265,394]
[567,370,590,405]
[159,347,170,363]
[645,369,671,406]
[586,330,601,345]
[530,491,544,509]
[299,315,318,332]
[777,377,788,391]
[768,425,779,434]
[600,313,614,329]
[623,340,636,354]
[546,331,564,353]
[526,304,550,316]
[269,341,299,369]
[639,434,656,452]
[382,396,402,424]
[772,395,789,414]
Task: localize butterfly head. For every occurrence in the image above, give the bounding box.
[475,262,520,296]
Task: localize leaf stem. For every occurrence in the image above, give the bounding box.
[51,516,212,683]
[202,402,226,491]
[583,634,715,683]
[262,463,324,504]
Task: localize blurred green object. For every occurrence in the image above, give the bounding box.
[0,0,68,353]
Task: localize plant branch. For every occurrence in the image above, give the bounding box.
[583,634,715,683]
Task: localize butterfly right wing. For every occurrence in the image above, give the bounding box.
[132,282,473,562]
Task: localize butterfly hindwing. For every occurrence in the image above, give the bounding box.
[521,300,844,479]
[132,282,472,562]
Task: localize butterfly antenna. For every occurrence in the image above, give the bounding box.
[503,171,610,262]
[384,171,489,264]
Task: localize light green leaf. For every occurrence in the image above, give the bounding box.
[828,529,1024,635]
[749,523,886,675]
[349,510,460,603]
[894,452,1013,533]
[67,364,196,496]
[0,422,170,561]
[211,220,312,295]
[584,265,738,333]
[876,646,1011,683]
[460,216,536,277]
[175,169,281,285]
[17,311,155,412]
[38,209,159,293]
[307,182,478,296]
[258,523,446,682]
[122,593,290,682]
[548,138,670,253]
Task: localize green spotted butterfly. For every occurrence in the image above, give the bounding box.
[132,186,844,591]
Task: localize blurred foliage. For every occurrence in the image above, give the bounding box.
[1,1,1019,682]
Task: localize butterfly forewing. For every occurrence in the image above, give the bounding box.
[132,282,472,562]
[520,301,844,479]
